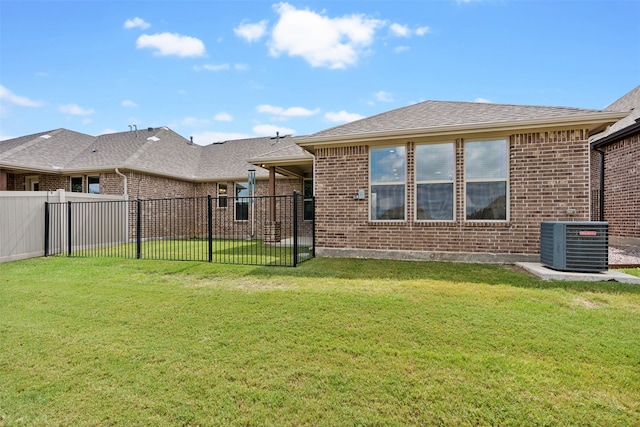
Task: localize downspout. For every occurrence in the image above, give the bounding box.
[115,168,128,197]
[593,147,605,222]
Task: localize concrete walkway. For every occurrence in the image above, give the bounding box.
[517,262,640,285]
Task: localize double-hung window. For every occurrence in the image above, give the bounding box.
[235,182,249,221]
[71,177,83,193]
[218,183,227,208]
[370,146,406,221]
[303,179,313,221]
[464,139,508,221]
[88,176,100,194]
[415,142,455,221]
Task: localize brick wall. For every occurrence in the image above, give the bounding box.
[314,129,591,258]
[600,134,640,239]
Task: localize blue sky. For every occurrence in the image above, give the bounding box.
[1,0,639,145]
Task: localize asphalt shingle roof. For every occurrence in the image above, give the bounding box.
[310,100,606,138]
[0,127,309,181]
[592,85,640,142]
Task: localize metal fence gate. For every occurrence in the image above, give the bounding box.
[44,193,314,267]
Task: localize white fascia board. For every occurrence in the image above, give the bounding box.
[296,112,629,148]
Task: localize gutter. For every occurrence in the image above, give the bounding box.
[115,168,128,197]
[593,147,605,222]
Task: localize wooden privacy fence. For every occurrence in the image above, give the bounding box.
[0,190,126,263]
[44,193,314,267]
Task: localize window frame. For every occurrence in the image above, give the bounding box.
[369,145,407,222]
[303,179,313,222]
[71,176,83,193]
[234,182,249,222]
[217,183,228,208]
[463,138,509,222]
[414,142,456,222]
[88,175,100,194]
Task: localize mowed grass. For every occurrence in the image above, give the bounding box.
[1,257,639,426]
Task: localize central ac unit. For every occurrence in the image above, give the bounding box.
[540,221,608,273]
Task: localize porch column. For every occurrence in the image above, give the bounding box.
[0,169,7,191]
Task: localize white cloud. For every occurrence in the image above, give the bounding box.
[253,124,295,136]
[235,63,249,71]
[190,131,253,145]
[325,110,365,123]
[58,104,95,116]
[0,85,44,107]
[394,46,410,53]
[390,23,410,37]
[234,20,268,42]
[214,112,233,122]
[121,100,137,107]
[375,90,394,102]
[181,117,210,126]
[416,26,431,36]
[474,97,492,103]
[195,63,230,71]
[124,17,150,30]
[257,104,320,120]
[136,33,206,57]
[268,2,385,69]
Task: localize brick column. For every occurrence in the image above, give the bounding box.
[0,169,7,191]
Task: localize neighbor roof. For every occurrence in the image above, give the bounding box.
[0,127,309,181]
[591,85,640,146]
[297,100,627,148]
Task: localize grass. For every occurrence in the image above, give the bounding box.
[65,238,312,266]
[1,257,639,426]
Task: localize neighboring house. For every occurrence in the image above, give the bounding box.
[590,85,640,246]
[296,100,626,262]
[0,127,313,202]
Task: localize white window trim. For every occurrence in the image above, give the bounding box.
[369,145,407,222]
[414,142,456,222]
[463,139,510,222]
[234,182,249,222]
[26,176,39,191]
[217,183,228,209]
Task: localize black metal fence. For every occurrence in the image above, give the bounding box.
[45,193,314,267]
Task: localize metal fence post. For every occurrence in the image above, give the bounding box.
[312,196,316,258]
[136,199,142,259]
[208,195,213,262]
[293,191,298,267]
[44,202,50,257]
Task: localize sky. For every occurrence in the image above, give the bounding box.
[1,0,639,145]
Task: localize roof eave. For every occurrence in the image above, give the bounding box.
[591,120,640,148]
[296,112,628,149]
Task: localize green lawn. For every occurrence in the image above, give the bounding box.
[1,257,639,426]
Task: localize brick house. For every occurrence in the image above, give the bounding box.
[590,85,640,246]
[0,127,314,242]
[0,126,312,200]
[296,101,626,262]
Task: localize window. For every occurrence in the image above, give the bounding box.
[71,177,83,193]
[415,143,455,221]
[235,182,249,221]
[370,146,406,221]
[303,179,313,221]
[218,183,227,208]
[26,176,39,191]
[464,139,508,220]
[88,176,100,194]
